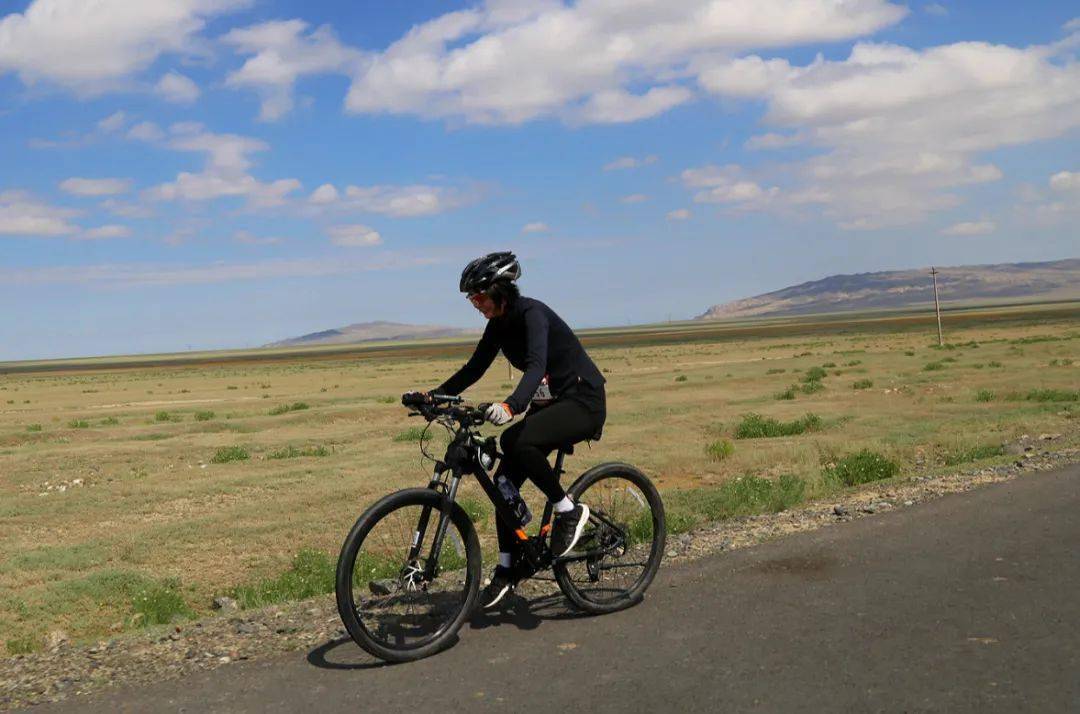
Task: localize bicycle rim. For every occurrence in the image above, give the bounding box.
[339,493,478,657]
[556,465,664,609]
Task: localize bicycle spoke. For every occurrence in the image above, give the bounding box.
[346,503,471,651]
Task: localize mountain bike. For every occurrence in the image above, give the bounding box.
[334,393,665,663]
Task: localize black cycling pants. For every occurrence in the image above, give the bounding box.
[495,393,604,553]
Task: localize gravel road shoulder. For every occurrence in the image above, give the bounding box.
[3,431,1077,711]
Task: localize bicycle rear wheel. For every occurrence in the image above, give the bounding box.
[553,462,665,614]
[335,488,481,662]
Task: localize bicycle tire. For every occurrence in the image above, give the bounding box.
[553,462,665,614]
[335,488,481,662]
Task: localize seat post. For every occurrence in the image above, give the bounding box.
[553,449,567,476]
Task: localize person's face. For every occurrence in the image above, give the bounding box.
[468,291,500,319]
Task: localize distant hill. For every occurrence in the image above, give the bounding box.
[697,258,1080,320]
[267,321,479,347]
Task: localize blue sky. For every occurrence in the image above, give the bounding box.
[1,0,1078,360]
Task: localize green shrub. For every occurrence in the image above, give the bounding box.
[393,426,427,442]
[826,449,899,486]
[155,411,172,422]
[845,360,862,366]
[100,416,120,426]
[852,379,874,390]
[130,578,193,627]
[675,375,688,382]
[232,549,335,609]
[775,385,797,400]
[375,396,396,404]
[67,419,89,429]
[987,361,1003,368]
[821,362,836,368]
[800,380,825,394]
[803,366,827,382]
[210,446,249,464]
[267,444,330,459]
[6,635,36,655]
[227,385,239,390]
[975,389,995,402]
[26,423,42,432]
[943,444,1005,466]
[193,411,215,422]
[1026,389,1079,403]
[665,474,809,527]
[705,439,735,460]
[923,361,945,371]
[734,413,822,439]
[268,402,310,416]
[904,350,915,356]
[457,496,489,524]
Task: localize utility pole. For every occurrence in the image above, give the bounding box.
[930,267,944,347]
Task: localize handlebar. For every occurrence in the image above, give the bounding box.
[401,392,487,426]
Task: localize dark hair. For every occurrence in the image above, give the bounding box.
[487,281,520,308]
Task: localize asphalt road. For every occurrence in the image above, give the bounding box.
[29,464,1080,713]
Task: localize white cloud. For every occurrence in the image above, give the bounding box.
[327,224,382,247]
[341,184,469,217]
[0,191,79,236]
[344,0,906,125]
[667,208,691,220]
[80,224,131,239]
[603,155,658,172]
[924,3,948,16]
[521,221,549,234]
[309,183,340,205]
[681,164,780,207]
[59,177,132,196]
[0,0,251,93]
[127,121,165,142]
[224,19,366,121]
[155,71,200,104]
[940,220,995,236]
[579,86,693,124]
[144,127,302,208]
[1049,170,1080,193]
[695,36,1080,227]
[620,194,649,204]
[0,254,436,287]
[101,199,153,219]
[97,111,127,133]
[233,229,283,245]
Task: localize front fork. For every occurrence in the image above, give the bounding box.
[405,465,462,582]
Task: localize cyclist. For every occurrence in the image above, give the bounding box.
[412,251,607,608]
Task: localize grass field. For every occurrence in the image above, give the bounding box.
[1,303,1078,654]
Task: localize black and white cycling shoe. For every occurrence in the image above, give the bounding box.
[551,503,590,558]
[481,566,518,609]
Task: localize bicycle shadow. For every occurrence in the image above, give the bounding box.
[468,590,593,632]
[306,590,590,670]
[305,636,399,671]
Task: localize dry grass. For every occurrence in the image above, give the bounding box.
[0,304,1078,651]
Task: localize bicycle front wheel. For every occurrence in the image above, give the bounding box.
[335,488,481,662]
[554,462,665,614]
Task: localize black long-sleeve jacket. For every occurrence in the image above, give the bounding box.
[436,297,605,415]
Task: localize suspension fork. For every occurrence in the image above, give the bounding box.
[422,469,463,579]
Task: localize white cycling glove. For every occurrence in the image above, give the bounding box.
[484,402,514,426]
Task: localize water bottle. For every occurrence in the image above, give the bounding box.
[495,475,533,526]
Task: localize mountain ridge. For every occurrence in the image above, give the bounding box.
[697,258,1080,320]
[266,320,480,348]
